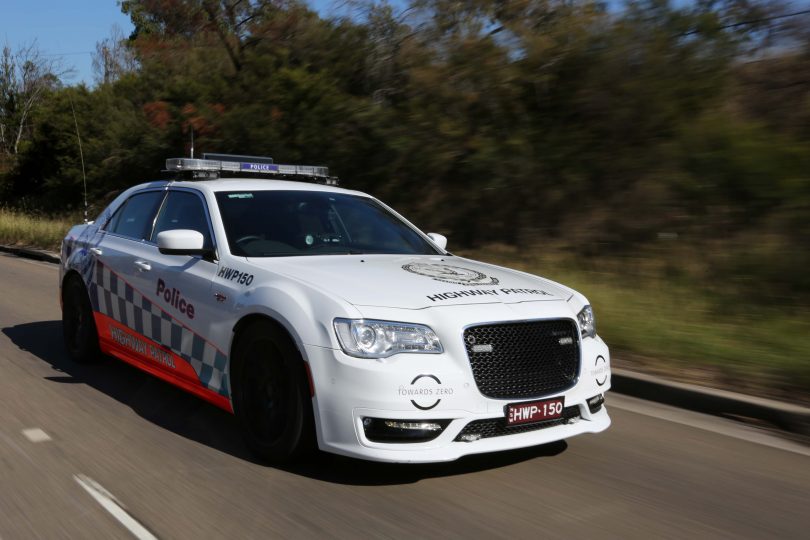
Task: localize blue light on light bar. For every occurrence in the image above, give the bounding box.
[240,162,279,172]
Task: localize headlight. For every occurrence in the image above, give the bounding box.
[577,305,596,338]
[333,318,443,359]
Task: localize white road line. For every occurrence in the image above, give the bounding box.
[21,428,52,443]
[74,474,158,540]
[609,394,810,457]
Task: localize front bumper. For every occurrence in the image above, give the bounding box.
[342,399,611,463]
[304,304,612,463]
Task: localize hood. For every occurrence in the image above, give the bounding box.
[248,254,573,310]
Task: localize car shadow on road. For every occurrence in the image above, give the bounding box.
[3,320,567,486]
[3,320,255,461]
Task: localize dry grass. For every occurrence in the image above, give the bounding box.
[0,209,74,252]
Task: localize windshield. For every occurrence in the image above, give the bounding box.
[215,190,441,257]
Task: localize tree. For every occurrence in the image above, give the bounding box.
[121,0,290,73]
[0,42,68,156]
[93,24,139,85]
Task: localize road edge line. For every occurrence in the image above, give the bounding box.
[73,474,158,540]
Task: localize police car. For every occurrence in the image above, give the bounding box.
[59,153,611,463]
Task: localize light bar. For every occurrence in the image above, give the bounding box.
[165,157,331,180]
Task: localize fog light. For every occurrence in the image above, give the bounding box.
[459,433,481,442]
[362,417,450,443]
[587,394,605,413]
[384,420,443,431]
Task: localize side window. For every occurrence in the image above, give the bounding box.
[108,191,165,241]
[151,191,214,250]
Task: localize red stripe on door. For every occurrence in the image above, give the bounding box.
[95,312,233,412]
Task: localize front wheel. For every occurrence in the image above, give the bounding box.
[62,275,102,363]
[232,321,315,463]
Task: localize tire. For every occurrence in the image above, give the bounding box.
[62,275,102,364]
[232,321,315,464]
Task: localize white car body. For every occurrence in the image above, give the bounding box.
[60,170,611,463]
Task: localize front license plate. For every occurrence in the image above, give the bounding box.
[506,397,565,426]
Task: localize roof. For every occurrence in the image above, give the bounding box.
[166,177,367,197]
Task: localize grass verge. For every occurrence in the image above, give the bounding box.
[0,209,74,252]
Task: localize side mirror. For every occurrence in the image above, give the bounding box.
[427,232,448,251]
[157,229,208,256]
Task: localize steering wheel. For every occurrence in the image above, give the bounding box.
[235,235,263,245]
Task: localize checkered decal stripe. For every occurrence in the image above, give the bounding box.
[89,260,229,397]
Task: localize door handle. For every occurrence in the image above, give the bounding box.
[134,260,152,272]
[89,247,103,256]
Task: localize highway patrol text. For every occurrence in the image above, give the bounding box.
[427,288,553,302]
[110,326,176,368]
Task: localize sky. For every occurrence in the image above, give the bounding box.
[1,1,135,86]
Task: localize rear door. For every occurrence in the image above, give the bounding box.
[90,189,168,369]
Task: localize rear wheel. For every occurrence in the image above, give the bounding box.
[232,321,315,463]
[62,275,102,363]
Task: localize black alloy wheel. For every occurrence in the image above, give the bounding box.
[62,275,102,363]
[233,321,315,463]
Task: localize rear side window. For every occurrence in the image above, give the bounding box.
[151,190,214,250]
[108,191,165,241]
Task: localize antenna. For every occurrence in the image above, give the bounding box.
[190,126,195,158]
[68,94,88,224]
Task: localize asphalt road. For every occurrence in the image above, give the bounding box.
[0,252,808,539]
